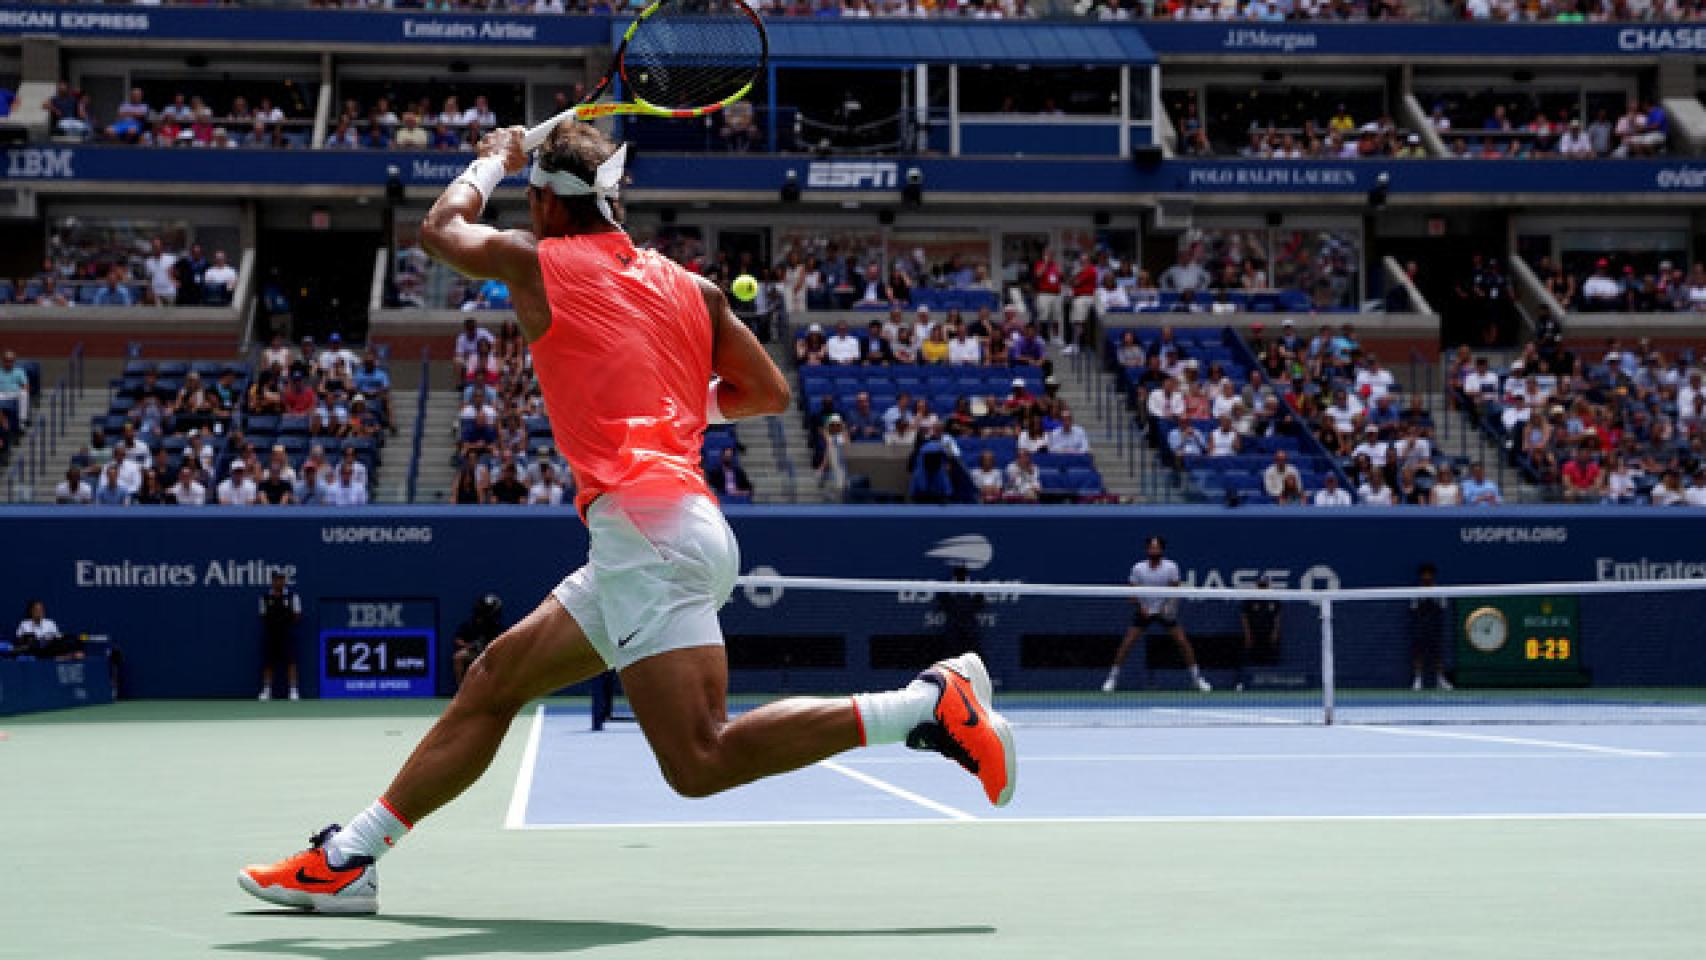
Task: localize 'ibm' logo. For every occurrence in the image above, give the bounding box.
[6,149,75,179]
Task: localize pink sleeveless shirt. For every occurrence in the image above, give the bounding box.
[533,232,714,518]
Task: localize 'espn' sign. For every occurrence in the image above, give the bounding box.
[805,161,898,190]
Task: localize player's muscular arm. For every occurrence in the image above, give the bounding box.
[419,126,542,296]
[701,277,790,419]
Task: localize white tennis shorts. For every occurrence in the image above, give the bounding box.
[551,492,740,671]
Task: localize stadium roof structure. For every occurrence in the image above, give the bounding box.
[625,19,1158,68]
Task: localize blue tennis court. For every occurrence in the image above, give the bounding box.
[509,705,1706,830]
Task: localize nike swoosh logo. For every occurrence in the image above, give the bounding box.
[955,684,980,728]
[616,254,633,267]
[617,629,639,648]
[294,868,341,886]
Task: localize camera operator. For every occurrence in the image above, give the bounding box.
[452,594,506,688]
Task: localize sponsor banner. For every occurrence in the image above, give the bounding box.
[2,9,1697,58]
[1,507,1704,699]
[6,147,1706,196]
[0,5,606,47]
[1140,22,1706,57]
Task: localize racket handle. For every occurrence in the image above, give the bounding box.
[523,106,580,152]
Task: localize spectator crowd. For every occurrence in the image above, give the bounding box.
[54,335,390,507]
[1,236,239,308]
[1454,327,1706,505]
[450,316,579,505]
[1536,255,1706,315]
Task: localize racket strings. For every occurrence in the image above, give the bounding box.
[623,3,764,112]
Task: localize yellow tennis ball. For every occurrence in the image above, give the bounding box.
[731,274,759,301]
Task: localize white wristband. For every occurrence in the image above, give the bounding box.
[452,156,507,209]
[707,379,730,425]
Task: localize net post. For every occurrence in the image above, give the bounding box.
[1318,596,1336,726]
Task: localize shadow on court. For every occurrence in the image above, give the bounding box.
[217,913,995,958]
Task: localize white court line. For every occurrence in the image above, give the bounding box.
[503,703,547,830]
[818,758,977,822]
[1152,707,1309,725]
[1346,724,1670,758]
[837,751,1678,765]
[509,811,1706,831]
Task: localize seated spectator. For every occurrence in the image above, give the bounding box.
[14,601,68,658]
[54,467,93,505]
[337,446,369,491]
[1358,471,1395,506]
[825,321,861,365]
[45,81,90,139]
[1580,259,1623,311]
[1115,331,1145,370]
[1010,324,1047,366]
[705,448,753,501]
[1168,420,1207,459]
[453,315,495,370]
[1650,469,1685,506]
[1047,410,1090,455]
[1276,473,1307,506]
[169,465,207,506]
[1017,416,1050,455]
[947,327,982,366]
[328,460,371,506]
[1313,472,1352,507]
[1686,468,1706,507]
[1560,447,1602,502]
[1208,415,1240,458]
[969,450,1004,503]
[1262,450,1301,499]
[282,371,317,415]
[861,321,895,365]
[1003,448,1042,503]
[218,462,258,505]
[844,392,883,442]
[795,324,828,366]
[891,326,920,365]
[394,112,431,149]
[292,463,328,505]
[520,462,563,506]
[93,464,132,506]
[920,326,951,366]
[257,465,295,506]
[106,88,150,142]
[93,267,135,306]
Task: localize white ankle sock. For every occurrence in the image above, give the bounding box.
[851,680,939,746]
[327,798,411,867]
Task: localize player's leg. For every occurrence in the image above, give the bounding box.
[1170,623,1212,692]
[378,596,603,823]
[1103,620,1143,692]
[286,656,300,701]
[258,663,273,701]
[621,642,1014,807]
[620,644,856,798]
[238,595,604,913]
[1410,632,1425,690]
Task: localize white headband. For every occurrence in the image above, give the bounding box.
[528,143,628,226]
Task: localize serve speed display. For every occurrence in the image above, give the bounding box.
[318,599,438,698]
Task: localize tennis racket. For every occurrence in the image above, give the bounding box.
[522,0,768,153]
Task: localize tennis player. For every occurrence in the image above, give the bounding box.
[238,123,1015,914]
[1102,536,1211,693]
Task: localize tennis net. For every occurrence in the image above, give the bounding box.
[649,573,1706,727]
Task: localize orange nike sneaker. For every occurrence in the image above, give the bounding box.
[906,652,1017,807]
[238,825,378,914]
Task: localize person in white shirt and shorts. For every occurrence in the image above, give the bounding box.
[1103,536,1212,693]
